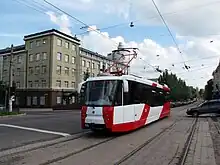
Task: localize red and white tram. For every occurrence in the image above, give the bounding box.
[79,74,171,132]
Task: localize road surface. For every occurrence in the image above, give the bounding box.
[0,102,218,165]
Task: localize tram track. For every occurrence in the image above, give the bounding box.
[176,117,198,165]
[210,115,220,134]
[0,130,120,165]
[114,117,198,165]
[35,118,181,165]
[113,118,184,165]
[0,130,92,158]
[39,135,118,165]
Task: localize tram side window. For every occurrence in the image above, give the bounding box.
[128,80,138,104]
[139,83,152,105]
[126,81,152,105]
[114,81,122,106]
[151,88,165,107]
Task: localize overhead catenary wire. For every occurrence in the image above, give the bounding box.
[42,0,119,47]
[12,0,220,77]
[151,0,184,61]
[12,0,46,14]
[76,0,220,36]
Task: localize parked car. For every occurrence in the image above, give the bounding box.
[186,99,220,117]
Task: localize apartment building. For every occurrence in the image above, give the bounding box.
[80,47,114,80]
[212,62,220,92]
[0,45,27,88]
[0,29,128,108]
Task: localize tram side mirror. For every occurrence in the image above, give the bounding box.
[123,80,129,92]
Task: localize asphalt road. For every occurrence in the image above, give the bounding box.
[0,110,83,151]
[0,103,199,152]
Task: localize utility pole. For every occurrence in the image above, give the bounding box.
[8,44,13,112]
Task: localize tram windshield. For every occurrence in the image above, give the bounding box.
[85,80,122,106]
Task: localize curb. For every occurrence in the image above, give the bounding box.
[0,113,26,118]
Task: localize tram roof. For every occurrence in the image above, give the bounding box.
[86,75,170,91]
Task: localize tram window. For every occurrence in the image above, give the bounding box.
[126,81,152,105]
[150,88,166,107]
[114,81,122,106]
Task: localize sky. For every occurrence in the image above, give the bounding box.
[1,0,220,89]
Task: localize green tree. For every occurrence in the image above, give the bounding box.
[83,68,90,81]
[199,89,204,98]
[158,71,197,101]
[204,79,213,100]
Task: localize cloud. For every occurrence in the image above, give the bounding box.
[45,0,220,88]
[46,11,72,35]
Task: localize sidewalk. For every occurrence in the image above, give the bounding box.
[19,108,53,112]
[185,119,217,165]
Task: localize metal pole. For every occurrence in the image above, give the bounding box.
[8,44,13,112]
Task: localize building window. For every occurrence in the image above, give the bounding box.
[87,61,90,67]
[29,54,33,62]
[42,52,47,60]
[36,40,40,47]
[81,51,86,55]
[17,68,21,76]
[56,97,61,104]
[17,55,22,63]
[64,67,69,75]
[42,66,47,74]
[82,60,86,67]
[29,67,33,75]
[64,54,69,63]
[64,81,69,88]
[42,80,47,88]
[92,62,95,69]
[71,82,75,88]
[40,96,45,105]
[43,39,47,44]
[27,96,31,106]
[35,80,39,87]
[29,42,33,49]
[56,80,61,87]
[28,81,33,87]
[57,52,62,61]
[35,66,40,74]
[16,81,20,88]
[72,56,76,64]
[36,53,40,61]
[32,96,38,105]
[71,96,75,104]
[97,64,100,70]
[57,39,62,46]
[72,68,76,76]
[3,56,7,62]
[92,73,95,77]
[65,42,69,49]
[56,65,61,75]
[72,44,76,50]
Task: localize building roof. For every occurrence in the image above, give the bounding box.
[24,29,80,43]
[79,47,110,61]
[79,47,130,67]
[0,45,25,55]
